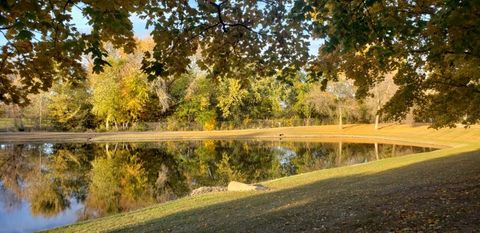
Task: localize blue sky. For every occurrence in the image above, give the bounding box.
[0,9,150,46]
[69,7,152,38]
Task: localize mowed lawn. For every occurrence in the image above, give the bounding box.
[16,124,479,232]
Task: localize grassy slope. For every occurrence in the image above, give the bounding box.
[28,124,480,232]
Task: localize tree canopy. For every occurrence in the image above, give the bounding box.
[1,0,479,127]
[305,0,480,127]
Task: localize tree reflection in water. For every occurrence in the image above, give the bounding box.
[0,141,434,222]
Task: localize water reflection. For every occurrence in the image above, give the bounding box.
[0,140,435,232]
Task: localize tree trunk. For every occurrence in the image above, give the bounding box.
[375,142,379,160]
[374,114,380,130]
[13,105,24,131]
[39,97,43,130]
[405,108,415,125]
[338,106,343,129]
[374,99,381,130]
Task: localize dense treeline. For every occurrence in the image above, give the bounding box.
[1,1,479,128]
[0,39,399,132]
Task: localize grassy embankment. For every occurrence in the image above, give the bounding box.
[2,124,478,232]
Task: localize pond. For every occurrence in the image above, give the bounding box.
[0,140,436,232]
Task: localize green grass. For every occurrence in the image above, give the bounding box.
[0,118,13,128]
[48,138,480,232]
[0,117,51,131]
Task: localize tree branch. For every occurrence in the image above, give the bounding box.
[226,22,254,32]
[433,80,480,94]
[0,25,14,30]
[63,0,72,11]
[209,1,228,32]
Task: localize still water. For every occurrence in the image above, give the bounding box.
[0,140,436,232]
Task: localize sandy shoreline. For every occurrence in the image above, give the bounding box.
[0,124,464,149]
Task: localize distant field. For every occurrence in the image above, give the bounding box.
[32,124,480,232]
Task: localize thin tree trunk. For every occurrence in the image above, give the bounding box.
[374,87,381,130]
[39,97,43,130]
[13,105,24,131]
[374,97,381,130]
[375,142,379,160]
[374,114,380,130]
[106,115,112,130]
[338,106,343,129]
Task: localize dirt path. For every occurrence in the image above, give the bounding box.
[3,124,479,147]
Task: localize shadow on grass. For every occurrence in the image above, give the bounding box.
[112,151,480,233]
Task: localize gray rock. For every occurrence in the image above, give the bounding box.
[190,186,226,196]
